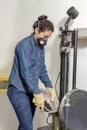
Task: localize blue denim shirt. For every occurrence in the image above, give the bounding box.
[8,33,53,94]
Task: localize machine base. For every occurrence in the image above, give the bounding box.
[37,125,52,130]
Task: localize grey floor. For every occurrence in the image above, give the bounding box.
[0,92,18,130]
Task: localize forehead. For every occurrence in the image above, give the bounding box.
[41,30,52,37]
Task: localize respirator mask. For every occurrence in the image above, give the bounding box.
[37,37,48,47]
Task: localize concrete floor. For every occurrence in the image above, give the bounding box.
[0,92,18,130]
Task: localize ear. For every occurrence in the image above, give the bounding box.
[35,27,39,34]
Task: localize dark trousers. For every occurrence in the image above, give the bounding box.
[7,85,36,130]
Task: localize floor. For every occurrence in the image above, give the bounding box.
[0,92,18,130]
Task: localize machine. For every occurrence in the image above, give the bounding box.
[38,6,87,130]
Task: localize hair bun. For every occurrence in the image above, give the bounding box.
[38,15,48,22]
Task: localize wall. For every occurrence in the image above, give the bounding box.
[0,0,87,130]
[1,0,87,79]
[77,40,87,91]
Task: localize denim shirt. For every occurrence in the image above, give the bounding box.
[8,33,53,94]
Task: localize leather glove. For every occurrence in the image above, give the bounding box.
[32,93,44,111]
[46,87,56,102]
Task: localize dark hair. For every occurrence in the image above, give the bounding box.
[33,15,54,32]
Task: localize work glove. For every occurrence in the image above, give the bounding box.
[46,87,56,102]
[32,93,44,111]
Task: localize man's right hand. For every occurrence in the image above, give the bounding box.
[32,93,44,111]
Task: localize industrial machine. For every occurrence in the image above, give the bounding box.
[59,6,79,102]
[59,88,87,130]
[38,6,87,130]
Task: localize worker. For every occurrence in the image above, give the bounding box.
[7,15,56,130]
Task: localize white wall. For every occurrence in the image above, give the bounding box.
[0,0,87,130]
[1,0,87,79]
[77,40,87,91]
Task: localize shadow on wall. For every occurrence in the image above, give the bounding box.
[0,43,15,78]
[50,33,60,86]
[0,57,13,78]
[0,65,11,78]
[78,40,87,48]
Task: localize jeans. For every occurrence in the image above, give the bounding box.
[7,85,36,130]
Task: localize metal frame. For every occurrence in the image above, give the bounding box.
[59,29,78,103]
